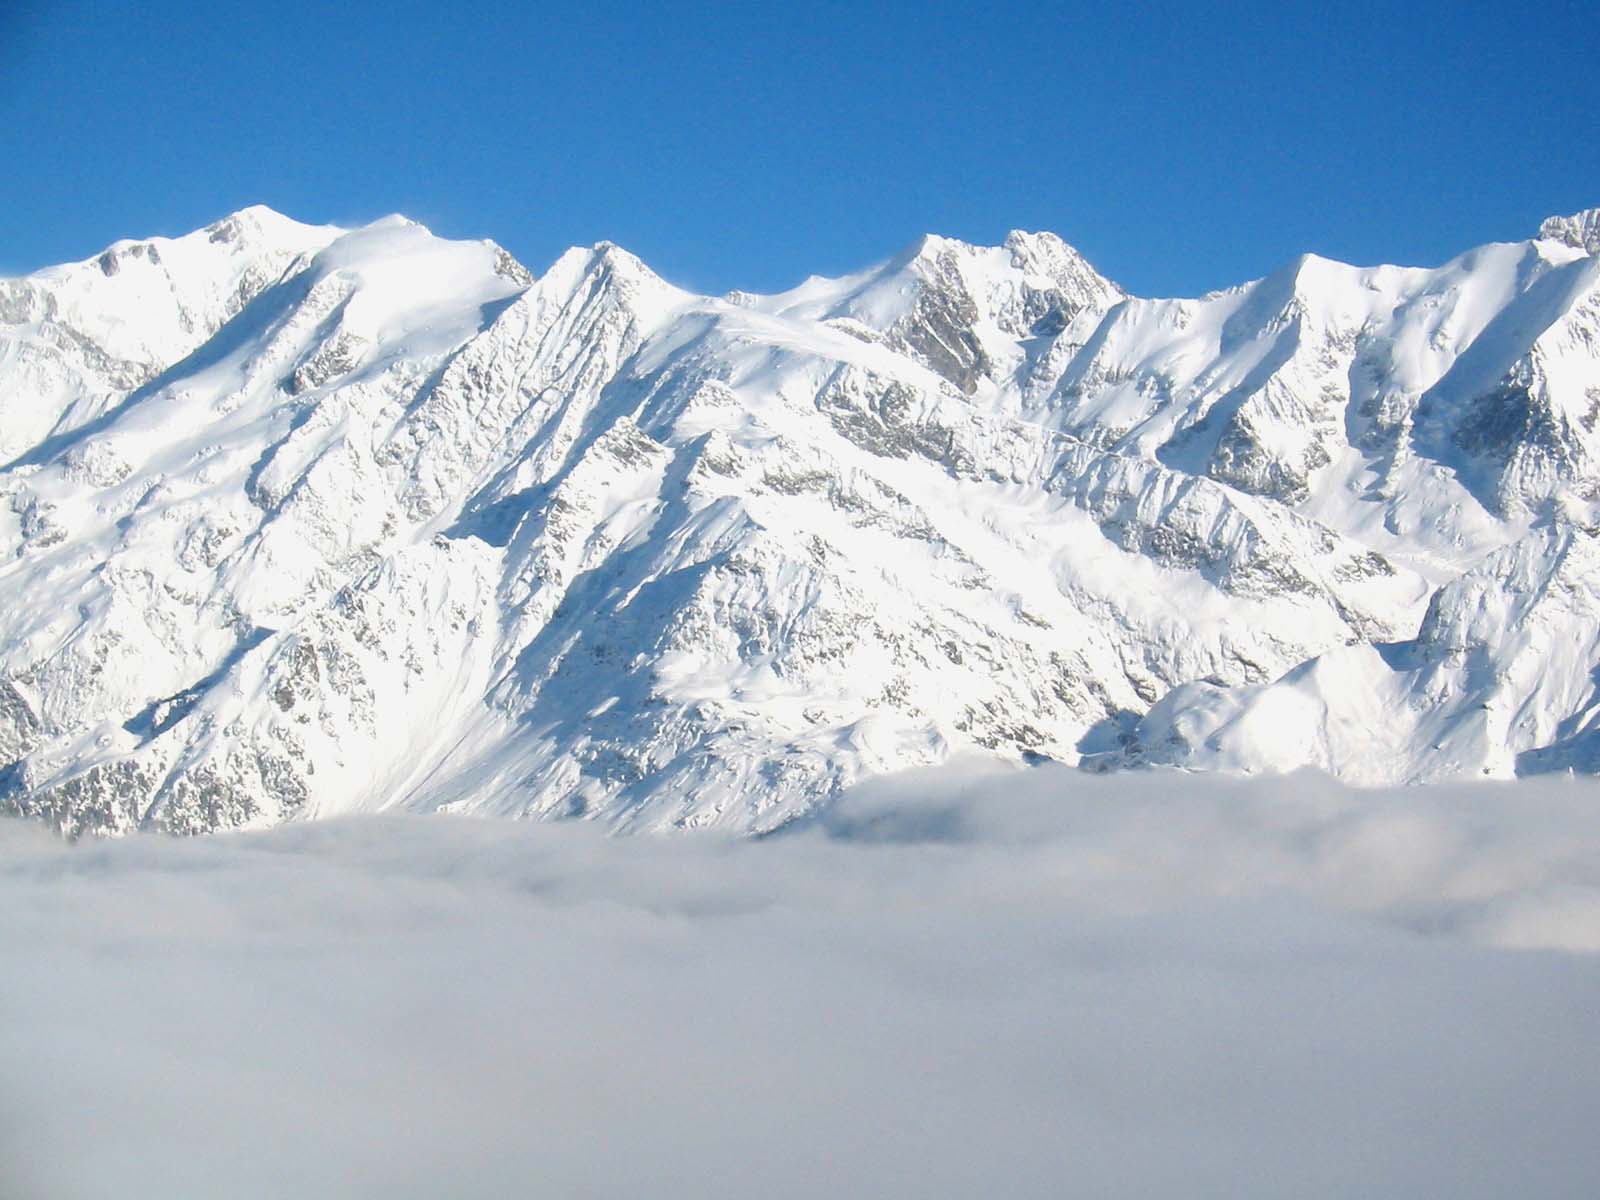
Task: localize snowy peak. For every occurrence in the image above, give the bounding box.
[198,203,344,252]
[878,231,1123,387]
[1539,207,1600,255]
[0,207,344,461]
[1001,228,1123,308]
[754,230,1121,394]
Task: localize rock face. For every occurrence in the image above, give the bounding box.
[2,205,1599,835]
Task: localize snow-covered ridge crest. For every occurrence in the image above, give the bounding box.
[2,203,1599,836]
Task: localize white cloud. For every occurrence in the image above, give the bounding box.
[2,762,1599,1198]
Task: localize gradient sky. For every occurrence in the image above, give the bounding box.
[3,0,1597,296]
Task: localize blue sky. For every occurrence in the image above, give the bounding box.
[3,0,1596,295]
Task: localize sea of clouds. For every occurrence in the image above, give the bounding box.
[3,762,1598,1198]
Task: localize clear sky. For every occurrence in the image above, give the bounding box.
[3,0,1596,296]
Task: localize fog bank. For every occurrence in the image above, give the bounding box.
[3,764,1598,1199]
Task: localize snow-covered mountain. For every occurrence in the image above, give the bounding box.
[2,204,1598,835]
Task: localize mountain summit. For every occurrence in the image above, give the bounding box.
[3,207,1599,836]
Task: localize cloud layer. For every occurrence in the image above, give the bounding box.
[3,763,1599,1199]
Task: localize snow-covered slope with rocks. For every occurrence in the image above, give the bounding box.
[2,205,1598,835]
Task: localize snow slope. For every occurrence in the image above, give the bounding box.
[3,205,1598,834]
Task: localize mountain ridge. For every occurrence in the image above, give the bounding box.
[2,204,1597,835]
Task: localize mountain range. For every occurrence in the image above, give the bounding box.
[3,204,1599,836]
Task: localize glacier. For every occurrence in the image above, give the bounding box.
[2,203,1599,836]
